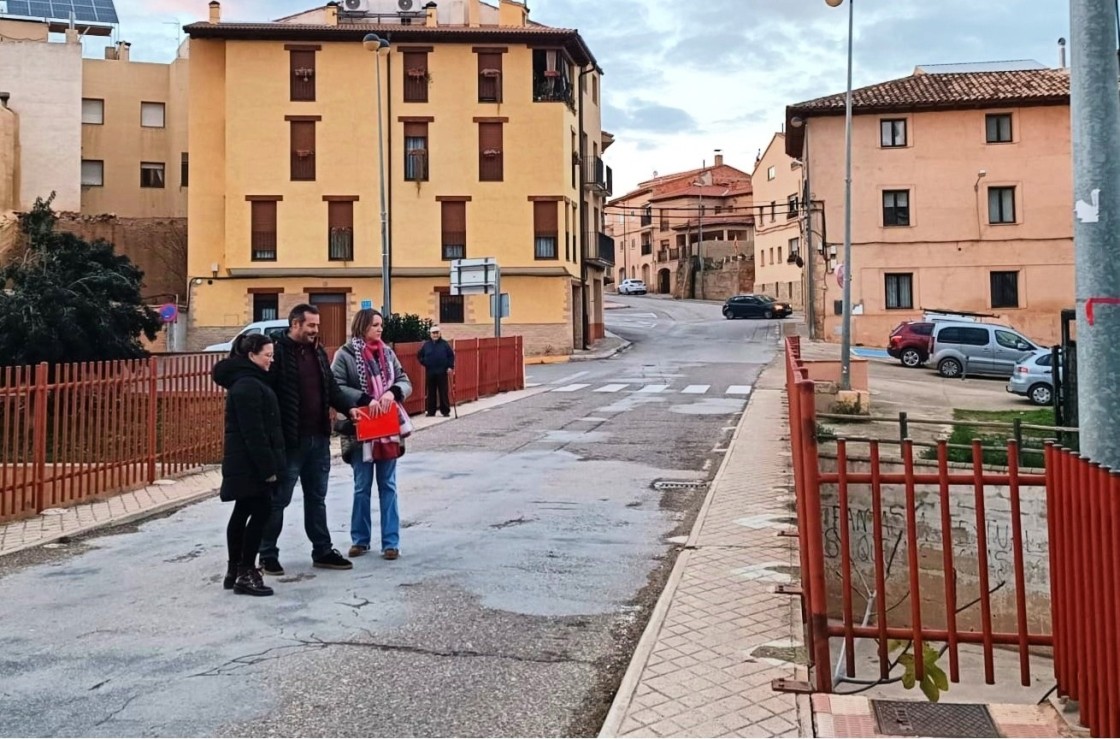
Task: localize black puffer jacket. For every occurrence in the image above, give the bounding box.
[270,334,354,450]
[213,357,286,502]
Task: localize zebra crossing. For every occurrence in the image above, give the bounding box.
[543,381,752,396]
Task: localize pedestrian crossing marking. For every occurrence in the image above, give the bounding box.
[681,385,710,394]
[547,382,754,397]
[594,384,628,393]
[638,384,670,393]
[553,383,590,393]
[726,385,753,395]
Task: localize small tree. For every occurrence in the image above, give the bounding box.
[0,195,162,367]
[383,313,434,344]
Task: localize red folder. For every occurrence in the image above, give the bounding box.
[355,404,402,442]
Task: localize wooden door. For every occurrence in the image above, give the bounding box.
[309,293,347,350]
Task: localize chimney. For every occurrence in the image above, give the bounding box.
[104,46,118,59]
[325,1,339,26]
[714,149,723,167]
[467,0,481,27]
[208,1,221,24]
[498,0,527,27]
[117,41,130,62]
[1059,37,1067,69]
[424,2,438,27]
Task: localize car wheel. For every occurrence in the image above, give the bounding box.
[763,309,773,319]
[900,348,924,368]
[723,308,733,319]
[938,357,963,378]
[1029,384,1053,406]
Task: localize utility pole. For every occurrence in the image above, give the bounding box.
[697,185,705,300]
[1071,0,1120,468]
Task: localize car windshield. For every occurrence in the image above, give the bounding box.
[758,295,777,303]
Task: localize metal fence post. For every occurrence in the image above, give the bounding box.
[899,411,909,448]
[32,362,48,514]
[1013,417,1024,468]
[798,379,833,692]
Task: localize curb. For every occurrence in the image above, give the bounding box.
[570,335,633,363]
[597,354,777,738]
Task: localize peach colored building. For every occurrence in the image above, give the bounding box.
[751,132,806,306]
[785,64,1073,347]
[606,155,752,296]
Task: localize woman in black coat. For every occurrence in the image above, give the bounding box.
[212,334,286,597]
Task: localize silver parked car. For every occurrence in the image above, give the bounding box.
[929,321,1039,379]
[1006,348,1058,406]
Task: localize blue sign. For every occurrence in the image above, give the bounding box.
[158,304,178,323]
[361,299,373,310]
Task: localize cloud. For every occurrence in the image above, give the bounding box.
[604,100,698,135]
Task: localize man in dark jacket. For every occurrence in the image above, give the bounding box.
[258,304,360,575]
[418,325,456,417]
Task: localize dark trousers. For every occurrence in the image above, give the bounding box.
[426,372,451,416]
[226,495,271,568]
[259,435,333,560]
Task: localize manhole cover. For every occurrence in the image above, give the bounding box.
[871,701,998,738]
[653,480,707,491]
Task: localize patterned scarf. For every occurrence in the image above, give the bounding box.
[350,337,412,461]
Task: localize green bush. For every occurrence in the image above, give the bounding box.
[384,313,434,344]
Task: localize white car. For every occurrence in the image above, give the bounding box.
[618,279,648,295]
[203,319,290,353]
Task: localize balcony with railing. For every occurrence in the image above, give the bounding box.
[251,232,277,262]
[590,231,615,265]
[328,227,353,261]
[584,156,613,196]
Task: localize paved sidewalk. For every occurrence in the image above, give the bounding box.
[0,385,548,559]
[600,359,811,738]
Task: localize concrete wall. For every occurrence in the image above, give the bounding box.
[0,37,83,211]
[818,453,1051,636]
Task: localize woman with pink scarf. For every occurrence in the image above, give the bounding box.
[331,309,414,560]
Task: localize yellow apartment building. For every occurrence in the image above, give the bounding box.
[183,0,610,355]
[751,132,806,306]
[0,13,189,309]
[785,62,1074,346]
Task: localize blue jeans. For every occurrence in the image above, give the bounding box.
[259,435,334,560]
[351,456,399,552]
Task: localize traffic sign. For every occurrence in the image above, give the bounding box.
[158,304,178,323]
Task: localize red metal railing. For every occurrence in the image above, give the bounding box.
[0,336,524,524]
[784,337,1056,694]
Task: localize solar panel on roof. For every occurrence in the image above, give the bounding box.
[1,0,118,25]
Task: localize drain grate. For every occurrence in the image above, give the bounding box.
[871,701,998,738]
[653,480,708,491]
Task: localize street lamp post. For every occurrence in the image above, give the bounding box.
[363,33,392,317]
[826,0,855,391]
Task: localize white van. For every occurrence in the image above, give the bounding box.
[202,320,290,353]
[929,321,1039,379]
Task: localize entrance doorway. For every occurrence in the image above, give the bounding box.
[658,268,671,294]
[308,293,347,350]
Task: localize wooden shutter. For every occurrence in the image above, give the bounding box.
[534,201,558,236]
[290,120,316,180]
[251,201,278,261]
[403,121,428,139]
[479,122,503,181]
[477,52,502,102]
[403,51,429,102]
[441,201,466,260]
[290,49,316,101]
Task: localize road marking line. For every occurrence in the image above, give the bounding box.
[681,385,710,394]
[637,384,670,393]
[553,383,590,393]
[725,385,753,395]
[552,370,590,385]
[526,383,542,388]
[594,384,628,393]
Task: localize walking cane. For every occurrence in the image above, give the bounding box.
[450,371,459,419]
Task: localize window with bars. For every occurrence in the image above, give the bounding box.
[885,273,914,309]
[990,271,1019,308]
[290,120,316,181]
[437,288,464,324]
[253,293,280,322]
[404,121,429,181]
[327,201,354,261]
[403,51,429,103]
[441,201,466,261]
[250,200,278,261]
[880,118,907,147]
[533,201,559,260]
[479,121,504,182]
[140,162,165,188]
[988,186,1016,224]
[986,113,1012,143]
[477,51,502,103]
[883,190,910,226]
[290,48,316,101]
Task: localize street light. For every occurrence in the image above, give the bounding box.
[826,0,855,391]
[363,33,392,317]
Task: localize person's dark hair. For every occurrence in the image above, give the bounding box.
[231,333,273,358]
[350,308,384,340]
[289,303,320,326]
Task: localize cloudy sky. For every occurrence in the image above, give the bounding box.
[90,0,1070,194]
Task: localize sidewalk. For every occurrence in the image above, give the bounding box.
[599,358,811,738]
[0,385,548,559]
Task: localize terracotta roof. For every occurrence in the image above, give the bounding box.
[183,21,599,68]
[648,184,751,203]
[672,214,755,230]
[785,68,1069,157]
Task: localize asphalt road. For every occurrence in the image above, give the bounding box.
[0,295,785,738]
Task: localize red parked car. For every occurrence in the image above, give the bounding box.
[887,321,934,368]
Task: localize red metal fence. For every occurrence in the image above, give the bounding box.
[0,336,524,524]
[785,337,1087,708]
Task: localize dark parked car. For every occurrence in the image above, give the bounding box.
[887,321,934,368]
[722,294,792,320]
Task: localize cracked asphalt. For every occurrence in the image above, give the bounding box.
[0,296,783,737]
